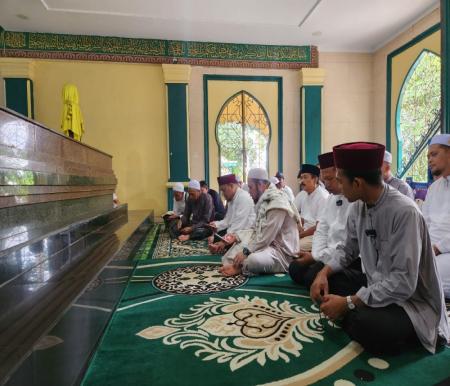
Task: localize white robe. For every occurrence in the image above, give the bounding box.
[294,190,307,213]
[301,185,329,229]
[172,192,187,217]
[222,186,300,275]
[281,185,295,202]
[213,188,255,234]
[312,194,353,264]
[422,175,450,298]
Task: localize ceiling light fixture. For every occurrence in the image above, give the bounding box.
[298,0,322,28]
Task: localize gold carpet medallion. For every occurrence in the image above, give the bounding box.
[137,295,331,371]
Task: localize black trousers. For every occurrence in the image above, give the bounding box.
[289,259,420,355]
[289,259,367,295]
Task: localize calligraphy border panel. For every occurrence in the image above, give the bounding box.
[0,31,318,70]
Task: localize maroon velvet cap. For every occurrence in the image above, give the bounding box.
[318,152,335,169]
[333,142,385,171]
[217,174,238,185]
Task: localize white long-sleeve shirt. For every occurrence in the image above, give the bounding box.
[281,185,295,202]
[422,175,450,254]
[301,185,329,229]
[312,194,353,264]
[213,188,255,234]
[294,190,307,213]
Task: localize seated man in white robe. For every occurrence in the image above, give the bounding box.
[219,168,300,277]
[275,172,295,202]
[297,164,329,251]
[208,174,255,254]
[382,151,415,200]
[422,134,450,300]
[310,142,449,355]
[289,152,358,288]
[163,182,188,238]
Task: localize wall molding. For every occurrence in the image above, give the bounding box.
[0,31,318,70]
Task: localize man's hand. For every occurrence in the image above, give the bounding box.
[181,227,192,235]
[433,245,441,256]
[320,294,348,321]
[209,241,226,254]
[224,234,237,244]
[178,234,190,242]
[233,251,247,268]
[168,214,178,220]
[310,271,329,304]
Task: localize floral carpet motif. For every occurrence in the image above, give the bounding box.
[137,295,329,371]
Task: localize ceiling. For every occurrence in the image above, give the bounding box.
[0,0,440,52]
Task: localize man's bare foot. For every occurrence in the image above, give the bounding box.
[178,234,190,242]
[220,264,242,276]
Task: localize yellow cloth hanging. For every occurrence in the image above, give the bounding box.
[61,84,84,141]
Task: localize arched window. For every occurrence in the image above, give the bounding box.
[215,91,270,182]
[396,50,441,182]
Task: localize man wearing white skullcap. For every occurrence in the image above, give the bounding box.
[422,133,450,299]
[174,179,214,241]
[219,168,301,277]
[381,151,414,200]
[163,182,189,238]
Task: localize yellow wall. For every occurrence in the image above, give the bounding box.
[389,30,440,170]
[33,60,168,214]
[206,80,279,191]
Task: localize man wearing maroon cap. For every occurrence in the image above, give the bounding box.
[289,152,359,289]
[208,174,255,254]
[310,142,449,355]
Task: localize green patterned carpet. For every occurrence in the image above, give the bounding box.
[82,252,450,386]
[133,224,211,260]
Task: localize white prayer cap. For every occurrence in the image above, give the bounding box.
[430,134,450,147]
[247,168,268,181]
[269,176,279,185]
[383,150,392,164]
[173,182,184,193]
[188,179,201,190]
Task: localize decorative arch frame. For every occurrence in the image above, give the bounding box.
[394,48,441,172]
[214,90,272,181]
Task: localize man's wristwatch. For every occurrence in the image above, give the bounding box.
[242,247,251,257]
[346,296,356,310]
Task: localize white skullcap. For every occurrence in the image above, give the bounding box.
[188,179,201,190]
[383,150,392,164]
[430,134,450,147]
[173,182,184,193]
[248,168,268,181]
[269,176,279,185]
